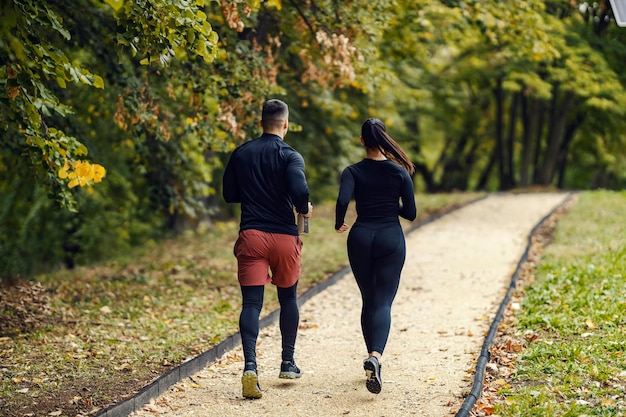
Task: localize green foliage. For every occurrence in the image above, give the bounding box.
[2,0,626,282]
[374,1,626,192]
[496,191,626,416]
[116,0,219,64]
[0,0,221,211]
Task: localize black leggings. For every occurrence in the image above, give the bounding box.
[347,221,406,355]
[239,282,299,366]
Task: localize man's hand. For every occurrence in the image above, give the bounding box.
[303,202,313,218]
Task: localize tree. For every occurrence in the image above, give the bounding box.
[377,0,626,192]
[0,0,397,280]
[0,0,219,210]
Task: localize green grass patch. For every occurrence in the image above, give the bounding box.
[0,192,482,417]
[495,190,626,416]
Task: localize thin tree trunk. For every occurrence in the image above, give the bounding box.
[414,161,437,192]
[520,93,535,187]
[556,112,585,188]
[477,143,497,190]
[441,132,472,191]
[504,92,520,188]
[532,99,546,184]
[494,77,506,189]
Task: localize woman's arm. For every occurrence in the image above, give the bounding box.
[335,168,355,230]
[398,171,417,221]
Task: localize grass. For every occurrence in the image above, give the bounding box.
[0,192,482,417]
[491,190,626,416]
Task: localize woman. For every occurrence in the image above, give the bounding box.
[335,117,417,394]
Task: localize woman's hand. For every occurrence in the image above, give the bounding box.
[336,223,350,233]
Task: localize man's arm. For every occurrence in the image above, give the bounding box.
[285,151,309,214]
[222,153,241,203]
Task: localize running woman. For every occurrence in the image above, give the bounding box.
[335,117,416,394]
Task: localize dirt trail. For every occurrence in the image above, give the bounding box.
[129,192,569,417]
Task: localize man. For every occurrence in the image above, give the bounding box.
[222,99,312,399]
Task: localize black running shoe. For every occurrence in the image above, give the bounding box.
[363,356,382,394]
[242,370,262,399]
[279,360,302,379]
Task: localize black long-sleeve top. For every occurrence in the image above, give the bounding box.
[223,133,310,236]
[335,159,416,230]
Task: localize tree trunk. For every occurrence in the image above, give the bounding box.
[540,88,575,185]
[494,77,506,189]
[414,161,437,193]
[520,93,536,187]
[504,91,520,188]
[477,143,497,190]
[440,132,472,191]
[532,99,547,184]
[556,112,585,188]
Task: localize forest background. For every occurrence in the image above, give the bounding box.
[1,0,625,282]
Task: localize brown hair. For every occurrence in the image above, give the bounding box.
[361,118,415,174]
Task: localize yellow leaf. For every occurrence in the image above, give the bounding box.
[93,164,106,182]
[74,161,92,178]
[93,75,104,89]
[103,0,123,11]
[266,0,281,10]
[585,318,596,329]
[58,161,69,179]
[75,144,89,156]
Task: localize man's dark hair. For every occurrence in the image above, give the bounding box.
[262,99,289,131]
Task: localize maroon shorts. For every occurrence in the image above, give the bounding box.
[234,229,303,288]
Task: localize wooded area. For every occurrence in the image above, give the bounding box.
[1,0,625,282]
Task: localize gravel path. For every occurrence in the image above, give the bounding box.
[129,192,569,417]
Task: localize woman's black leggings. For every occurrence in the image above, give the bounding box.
[347,221,406,355]
[239,282,299,367]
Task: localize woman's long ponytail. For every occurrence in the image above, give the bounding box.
[362,118,415,175]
